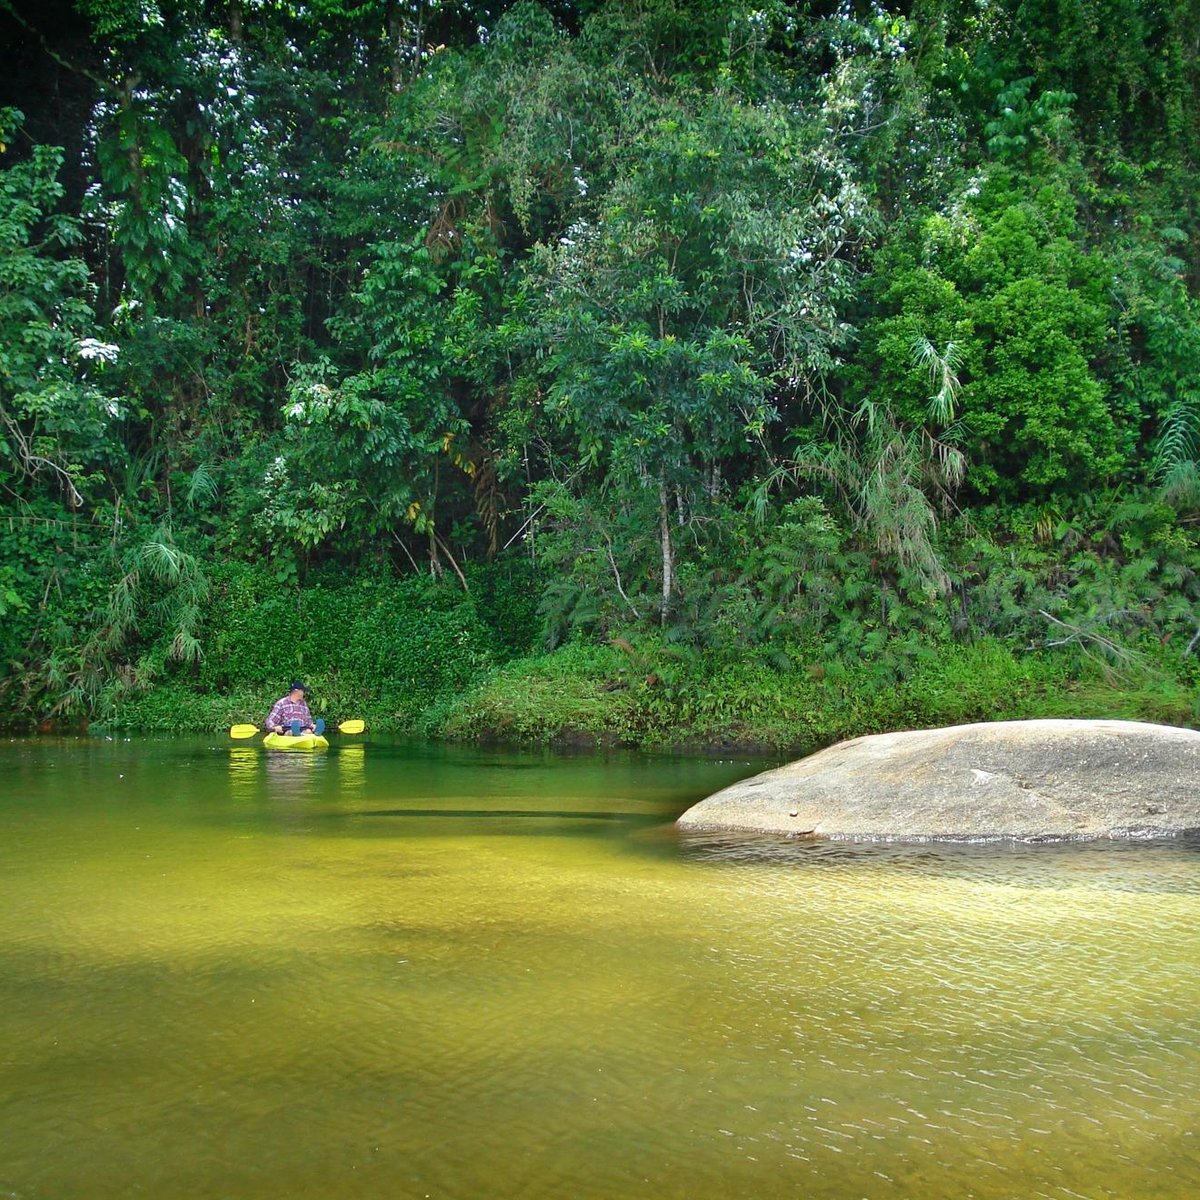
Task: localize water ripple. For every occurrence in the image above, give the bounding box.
[1,739,1199,1199]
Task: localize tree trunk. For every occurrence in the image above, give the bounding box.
[387,0,422,91]
[429,526,469,591]
[658,479,673,625]
[388,3,404,91]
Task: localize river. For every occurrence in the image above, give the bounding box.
[1,734,1198,1198]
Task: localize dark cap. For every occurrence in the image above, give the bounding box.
[290,680,308,693]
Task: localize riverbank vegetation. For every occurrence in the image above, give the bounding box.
[2,0,1198,748]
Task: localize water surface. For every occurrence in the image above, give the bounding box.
[1,735,1198,1198]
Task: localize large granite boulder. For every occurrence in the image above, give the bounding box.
[677,719,1200,841]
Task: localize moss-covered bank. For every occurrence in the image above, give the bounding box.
[82,633,1199,754]
[24,561,1199,753]
[423,637,1198,756]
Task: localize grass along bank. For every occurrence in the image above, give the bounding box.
[99,631,1196,751]
[427,636,1199,755]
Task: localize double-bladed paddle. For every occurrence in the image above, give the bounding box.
[229,718,366,739]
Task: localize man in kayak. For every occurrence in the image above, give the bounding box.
[264,681,317,736]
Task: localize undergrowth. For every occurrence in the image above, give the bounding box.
[430,635,1198,753]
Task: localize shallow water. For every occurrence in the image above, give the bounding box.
[1,734,1198,1199]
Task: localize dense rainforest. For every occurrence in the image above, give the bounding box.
[1,0,1198,749]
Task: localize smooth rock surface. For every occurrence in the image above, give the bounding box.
[677,719,1200,841]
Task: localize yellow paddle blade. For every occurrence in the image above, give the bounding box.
[230,724,261,739]
[337,719,366,735]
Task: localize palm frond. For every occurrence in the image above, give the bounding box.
[186,463,219,510]
[911,335,964,426]
[140,537,186,584]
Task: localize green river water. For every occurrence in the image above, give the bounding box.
[1,734,1198,1199]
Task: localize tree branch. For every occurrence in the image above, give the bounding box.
[0,1,118,97]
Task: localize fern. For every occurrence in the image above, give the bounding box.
[1154,391,1200,486]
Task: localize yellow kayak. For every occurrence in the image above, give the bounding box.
[263,732,329,751]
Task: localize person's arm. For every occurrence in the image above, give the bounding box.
[264,699,285,732]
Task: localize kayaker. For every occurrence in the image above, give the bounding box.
[264,681,316,736]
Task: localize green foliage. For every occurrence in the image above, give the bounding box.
[4,1,1200,744]
[487,40,874,627]
[265,234,470,556]
[465,558,541,658]
[973,274,1116,489]
[528,477,668,648]
[0,504,210,723]
[0,109,122,510]
[105,561,501,730]
[430,640,636,744]
[851,170,1128,500]
[1107,228,1200,493]
[985,77,1076,164]
[432,630,1172,753]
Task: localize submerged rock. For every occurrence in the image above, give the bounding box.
[676,719,1200,842]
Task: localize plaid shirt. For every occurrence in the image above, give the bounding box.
[264,696,313,731]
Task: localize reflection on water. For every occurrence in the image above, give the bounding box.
[1,735,1199,1200]
[681,827,1200,892]
[337,742,365,792]
[227,744,259,801]
[229,739,370,802]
